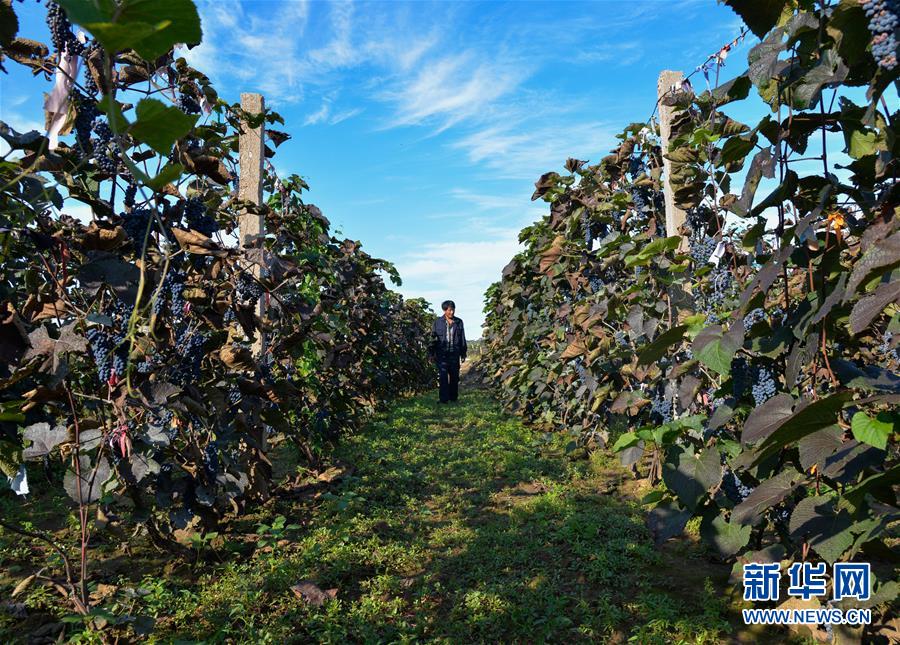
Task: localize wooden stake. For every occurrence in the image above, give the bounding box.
[238,92,266,355]
[657,70,688,246]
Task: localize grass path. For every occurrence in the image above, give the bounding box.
[149,375,740,643]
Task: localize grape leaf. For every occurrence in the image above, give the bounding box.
[693,325,742,375]
[0,0,19,48]
[849,280,900,334]
[662,444,721,511]
[129,99,198,156]
[721,0,790,38]
[753,392,854,465]
[701,513,752,556]
[64,455,112,504]
[789,496,855,565]
[22,422,68,460]
[732,469,804,526]
[58,0,201,62]
[646,500,691,544]
[637,324,688,365]
[851,412,893,450]
[741,393,794,446]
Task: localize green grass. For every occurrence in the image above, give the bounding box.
[143,388,734,643]
[3,384,787,643]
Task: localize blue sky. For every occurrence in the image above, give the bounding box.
[4,1,775,335]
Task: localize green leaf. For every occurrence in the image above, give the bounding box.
[741,220,766,249]
[701,514,752,557]
[64,455,113,504]
[720,0,789,38]
[637,324,688,365]
[845,128,882,159]
[641,490,665,505]
[612,431,640,452]
[624,236,681,267]
[693,325,742,375]
[55,0,117,24]
[95,94,131,132]
[662,445,721,512]
[129,98,198,155]
[79,20,163,57]
[718,135,757,167]
[851,412,893,450]
[742,393,795,445]
[826,1,872,67]
[59,0,201,61]
[146,162,184,191]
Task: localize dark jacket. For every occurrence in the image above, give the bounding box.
[430,316,467,360]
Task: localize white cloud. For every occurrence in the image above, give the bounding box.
[303,101,331,126]
[184,0,312,105]
[379,53,525,132]
[450,120,619,180]
[329,107,362,125]
[448,189,527,212]
[394,233,525,335]
[302,95,362,126]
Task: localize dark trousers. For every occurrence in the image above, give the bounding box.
[437,354,460,402]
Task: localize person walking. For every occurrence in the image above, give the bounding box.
[430,300,467,404]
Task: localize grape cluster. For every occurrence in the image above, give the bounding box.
[123,182,138,210]
[743,307,766,328]
[201,443,219,480]
[153,271,186,321]
[721,466,754,503]
[135,353,160,374]
[171,325,205,385]
[581,210,592,246]
[631,187,650,218]
[650,393,673,422]
[149,408,176,440]
[90,117,118,174]
[46,1,83,55]
[82,42,102,95]
[686,205,712,232]
[613,330,629,348]
[184,197,219,236]
[751,366,777,406]
[588,276,604,293]
[106,296,134,325]
[228,384,242,408]
[122,209,154,253]
[73,92,100,154]
[86,326,126,385]
[177,93,202,115]
[708,268,733,306]
[628,154,645,178]
[236,273,264,306]
[862,0,899,70]
[690,236,717,265]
